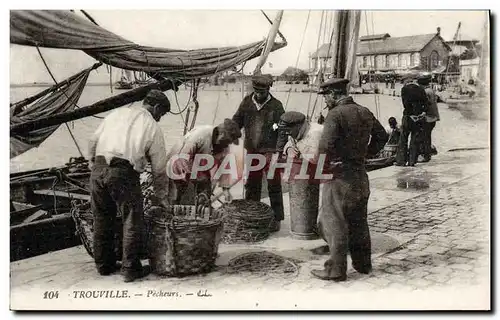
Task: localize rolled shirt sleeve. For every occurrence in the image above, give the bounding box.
[88,121,105,161]
[147,127,169,200]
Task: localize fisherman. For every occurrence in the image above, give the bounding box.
[372,116,401,160]
[232,74,285,232]
[276,111,324,192]
[395,77,428,166]
[311,78,388,281]
[166,119,242,205]
[88,89,171,282]
[385,117,401,146]
[276,111,324,165]
[417,73,440,162]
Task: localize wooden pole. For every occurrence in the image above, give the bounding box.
[253,10,284,75]
[11,80,180,135]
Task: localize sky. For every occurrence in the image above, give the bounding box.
[9,10,488,84]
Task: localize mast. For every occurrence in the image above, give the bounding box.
[477,12,489,97]
[253,10,284,75]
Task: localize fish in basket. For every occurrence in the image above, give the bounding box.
[147,192,224,277]
[214,199,275,244]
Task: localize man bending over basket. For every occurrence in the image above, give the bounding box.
[88,89,171,283]
[166,119,242,205]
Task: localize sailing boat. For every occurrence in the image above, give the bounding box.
[115,69,134,89]
[297,10,394,169]
[9,10,287,261]
[440,13,489,120]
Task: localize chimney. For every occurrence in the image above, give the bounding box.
[437,27,441,35]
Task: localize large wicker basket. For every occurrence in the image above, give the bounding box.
[70,200,223,277]
[70,200,152,261]
[215,199,275,244]
[148,204,224,277]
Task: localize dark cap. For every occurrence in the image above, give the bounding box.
[252,74,273,90]
[318,78,350,94]
[144,89,171,112]
[278,111,306,129]
[417,72,432,84]
[417,72,432,80]
[218,118,242,145]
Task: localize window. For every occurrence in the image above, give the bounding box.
[363,56,367,68]
[466,68,472,79]
[410,53,415,66]
[430,50,439,70]
[398,54,402,67]
[385,55,390,68]
[374,55,378,69]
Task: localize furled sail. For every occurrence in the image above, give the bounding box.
[10,65,94,158]
[10,10,287,80]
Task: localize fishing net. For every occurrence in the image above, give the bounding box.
[226,251,300,279]
[214,199,275,244]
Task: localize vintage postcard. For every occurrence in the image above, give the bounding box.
[8,8,490,311]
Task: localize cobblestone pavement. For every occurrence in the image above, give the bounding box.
[10,165,490,310]
[361,172,489,290]
[194,171,490,292]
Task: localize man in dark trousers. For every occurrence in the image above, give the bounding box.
[88,89,171,282]
[232,74,285,231]
[312,78,388,281]
[395,77,429,166]
[417,73,440,162]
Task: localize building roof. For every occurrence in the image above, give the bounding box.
[359,33,391,41]
[445,34,480,45]
[357,33,446,55]
[311,33,450,58]
[449,44,469,56]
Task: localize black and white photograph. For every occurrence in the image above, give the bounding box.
[7,6,491,311]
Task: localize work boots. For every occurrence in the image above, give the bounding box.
[122,265,151,283]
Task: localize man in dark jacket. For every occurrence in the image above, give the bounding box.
[232,74,285,231]
[395,77,429,166]
[417,73,440,162]
[312,78,388,281]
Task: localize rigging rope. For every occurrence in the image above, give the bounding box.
[306,10,326,120]
[212,86,223,125]
[284,10,311,110]
[188,79,201,131]
[35,46,84,157]
[363,11,381,121]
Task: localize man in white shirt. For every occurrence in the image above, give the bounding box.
[88,89,170,283]
[166,119,242,205]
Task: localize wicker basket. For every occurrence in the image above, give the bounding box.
[215,199,275,244]
[147,203,224,277]
[70,200,152,261]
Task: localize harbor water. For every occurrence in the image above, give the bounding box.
[10,82,489,173]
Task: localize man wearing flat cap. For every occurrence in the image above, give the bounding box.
[166,119,242,205]
[88,89,171,282]
[276,111,324,165]
[417,73,439,162]
[396,75,429,166]
[313,78,388,281]
[232,74,285,231]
